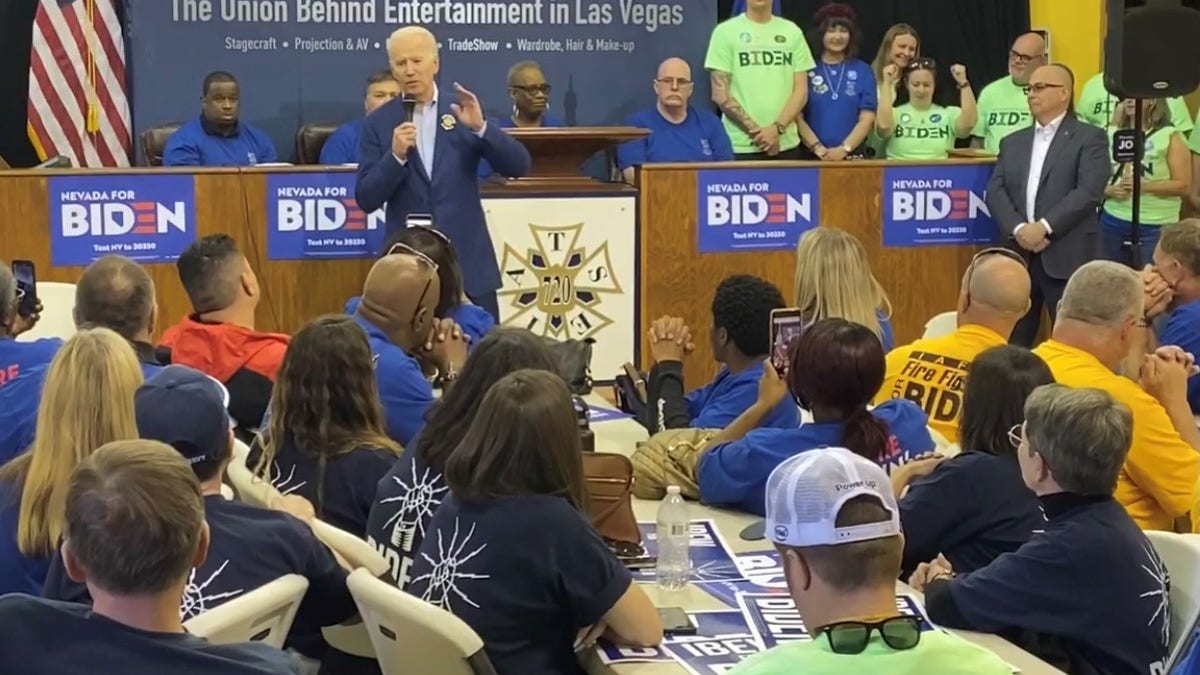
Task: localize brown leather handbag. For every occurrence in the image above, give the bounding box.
[581,451,645,560]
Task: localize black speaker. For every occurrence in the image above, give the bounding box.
[1104,0,1200,98]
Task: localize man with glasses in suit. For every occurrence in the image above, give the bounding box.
[986,63,1108,347]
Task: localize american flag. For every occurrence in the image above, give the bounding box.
[27,0,131,167]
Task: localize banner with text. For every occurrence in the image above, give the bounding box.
[697,168,819,254]
[882,164,997,247]
[49,175,197,266]
[597,610,751,665]
[125,0,718,162]
[738,592,932,650]
[633,520,743,584]
[266,172,386,259]
[700,549,790,608]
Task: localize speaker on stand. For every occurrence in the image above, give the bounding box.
[1103,0,1200,268]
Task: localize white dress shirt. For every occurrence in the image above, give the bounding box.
[1018,111,1067,236]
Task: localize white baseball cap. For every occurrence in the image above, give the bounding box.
[765,446,901,547]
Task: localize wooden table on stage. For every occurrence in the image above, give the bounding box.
[638,160,992,386]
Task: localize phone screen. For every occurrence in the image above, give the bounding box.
[770,309,805,375]
[11,260,36,316]
[657,607,697,635]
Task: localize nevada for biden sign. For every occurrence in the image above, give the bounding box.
[266,173,386,260]
[697,168,818,253]
[882,165,997,247]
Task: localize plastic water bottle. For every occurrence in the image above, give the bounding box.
[656,486,690,591]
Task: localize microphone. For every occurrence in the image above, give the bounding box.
[402,94,417,123]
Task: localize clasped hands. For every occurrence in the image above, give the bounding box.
[1013,221,1050,253]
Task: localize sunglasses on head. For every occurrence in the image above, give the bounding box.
[905,57,935,71]
[385,242,439,329]
[819,616,921,654]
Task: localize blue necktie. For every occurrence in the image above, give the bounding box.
[731,0,781,16]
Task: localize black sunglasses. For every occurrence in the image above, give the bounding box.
[819,616,921,654]
[905,57,935,71]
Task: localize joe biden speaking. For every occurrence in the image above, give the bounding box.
[355,26,531,320]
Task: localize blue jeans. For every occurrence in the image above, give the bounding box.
[1100,210,1160,269]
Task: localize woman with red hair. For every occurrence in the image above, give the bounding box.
[796,3,878,160]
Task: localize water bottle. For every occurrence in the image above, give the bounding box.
[655,486,690,591]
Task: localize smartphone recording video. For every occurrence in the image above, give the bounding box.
[11,260,37,317]
[769,308,804,375]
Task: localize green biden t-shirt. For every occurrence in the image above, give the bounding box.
[972,77,1031,154]
[1077,73,1194,134]
[705,14,815,154]
[885,104,963,160]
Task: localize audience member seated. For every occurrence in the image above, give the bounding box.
[43,365,356,668]
[0,439,294,675]
[875,247,1030,443]
[406,369,662,674]
[616,57,734,183]
[479,60,565,179]
[917,385,1172,674]
[876,58,977,160]
[695,318,934,516]
[354,252,468,446]
[0,261,55,387]
[163,70,278,167]
[346,227,495,346]
[0,328,142,596]
[366,328,555,587]
[160,235,288,438]
[249,315,401,538]
[0,255,164,459]
[643,275,798,433]
[728,447,1010,675]
[793,227,895,350]
[1149,219,1200,413]
[892,346,1051,577]
[1032,261,1200,530]
[319,69,401,165]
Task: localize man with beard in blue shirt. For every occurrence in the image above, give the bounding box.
[914,384,1172,675]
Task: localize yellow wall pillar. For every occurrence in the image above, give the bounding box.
[1029,0,1105,98]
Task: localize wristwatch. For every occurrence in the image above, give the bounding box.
[841,144,853,154]
[774,122,786,135]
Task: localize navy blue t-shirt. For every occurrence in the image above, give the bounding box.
[406,493,632,675]
[941,496,1171,675]
[616,105,734,169]
[0,337,60,388]
[43,495,355,659]
[247,441,397,538]
[0,479,51,597]
[365,442,449,588]
[1158,299,1200,413]
[805,58,878,148]
[0,595,295,675]
[899,451,1045,576]
[163,116,279,167]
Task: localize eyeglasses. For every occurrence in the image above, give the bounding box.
[1131,315,1151,329]
[1022,83,1066,94]
[1009,49,1043,65]
[386,241,439,329]
[963,247,1027,307]
[510,84,551,95]
[1008,423,1024,449]
[655,77,693,89]
[819,616,921,654]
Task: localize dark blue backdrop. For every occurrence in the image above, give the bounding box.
[124,0,718,163]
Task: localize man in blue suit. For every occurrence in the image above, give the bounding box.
[356,26,531,321]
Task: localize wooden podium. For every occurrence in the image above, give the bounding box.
[502,126,647,190]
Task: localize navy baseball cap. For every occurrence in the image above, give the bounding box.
[135,365,232,467]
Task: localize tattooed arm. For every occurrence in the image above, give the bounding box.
[710,70,760,135]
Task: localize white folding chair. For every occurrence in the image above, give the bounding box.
[226,438,280,508]
[15,281,77,342]
[184,574,308,648]
[1145,531,1200,666]
[312,518,392,660]
[921,311,958,339]
[347,568,497,675]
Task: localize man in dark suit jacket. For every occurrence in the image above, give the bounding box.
[356,26,531,321]
[986,64,1109,346]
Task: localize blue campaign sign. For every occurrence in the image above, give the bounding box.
[738,592,932,650]
[697,168,819,253]
[882,164,998,247]
[663,635,760,673]
[48,174,196,266]
[597,610,752,665]
[266,173,386,260]
[633,520,744,583]
[700,550,790,608]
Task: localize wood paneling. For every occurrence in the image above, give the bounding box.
[639,161,985,387]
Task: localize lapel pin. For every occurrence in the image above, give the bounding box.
[440,114,456,131]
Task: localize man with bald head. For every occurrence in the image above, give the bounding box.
[355,26,531,322]
[616,57,733,183]
[875,249,1032,443]
[987,63,1108,347]
[353,251,468,445]
[1034,260,1200,531]
[972,32,1047,154]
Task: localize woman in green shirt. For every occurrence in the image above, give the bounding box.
[1100,98,1191,268]
[875,58,977,160]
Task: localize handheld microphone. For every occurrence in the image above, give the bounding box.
[402,94,417,123]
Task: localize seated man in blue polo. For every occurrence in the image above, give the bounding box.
[319,69,402,165]
[478,60,564,179]
[1149,220,1200,412]
[0,262,56,388]
[617,57,734,183]
[163,70,278,167]
[643,275,798,432]
[354,251,469,446]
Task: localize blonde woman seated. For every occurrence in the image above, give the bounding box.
[794,227,895,350]
[0,328,143,596]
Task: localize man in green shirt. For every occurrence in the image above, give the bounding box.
[728,447,1010,675]
[705,0,814,159]
[1076,72,1194,133]
[971,32,1046,154]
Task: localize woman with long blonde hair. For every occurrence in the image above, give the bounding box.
[793,227,895,349]
[0,327,143,595]
[872,23,920,95]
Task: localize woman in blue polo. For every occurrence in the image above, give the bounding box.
[796,4,877,160]
[877,58,977,160]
